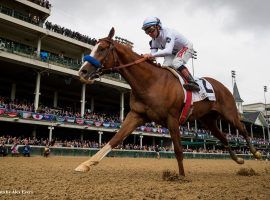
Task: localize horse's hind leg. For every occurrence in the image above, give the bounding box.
[200,114,244,164]
[227,117,262,159]
[167,116,185,176]
[75,111,145,172]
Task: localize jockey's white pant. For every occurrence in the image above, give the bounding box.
[162,43,194,69]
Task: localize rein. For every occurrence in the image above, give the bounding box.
[91,38,148,78]
[100,57,148,73]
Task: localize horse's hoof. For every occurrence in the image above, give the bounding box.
[74,164,90,172]
[255,151,262,159]
[236,158,244,164]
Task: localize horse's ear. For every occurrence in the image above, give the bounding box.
[108,27,115,39]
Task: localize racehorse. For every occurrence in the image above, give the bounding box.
[75,28,261,176]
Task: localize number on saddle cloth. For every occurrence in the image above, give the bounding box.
[193,78,216,102]
[199,78,213,93]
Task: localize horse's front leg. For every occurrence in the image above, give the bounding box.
[167,116,185,176]
[75,111,144,172]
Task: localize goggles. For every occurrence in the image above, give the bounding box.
[145,26,156,34]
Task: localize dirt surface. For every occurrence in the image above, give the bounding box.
[0,156,270,200]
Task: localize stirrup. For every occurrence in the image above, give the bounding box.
[183,83,200,92]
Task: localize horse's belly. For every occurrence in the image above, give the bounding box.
[145,108,167,124]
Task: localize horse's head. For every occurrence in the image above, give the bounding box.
[78,27,117,84]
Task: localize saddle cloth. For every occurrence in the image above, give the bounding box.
[192,78,216,102]
[162,66,216,103]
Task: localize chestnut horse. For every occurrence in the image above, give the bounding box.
[75,28,261,176]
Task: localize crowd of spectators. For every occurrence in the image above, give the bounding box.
[0,4,43,26]
[1,96,269,147]
[0,135,250,155]
[1,97,34,112]
[0,4,96,46]
[0,96,109,120]
[1,136,32,157]
[2,135,269,159]
[45,21,97,45]
[0,99,201,139]
[28,0,51,9]
[226,133,269,146]
[0,135,171,155]
[0,141,8,157]
[0,37,83,69]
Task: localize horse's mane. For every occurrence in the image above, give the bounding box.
[112,38,161,68]
[97,36,163,70]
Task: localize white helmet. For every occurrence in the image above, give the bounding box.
[142,17,162,30]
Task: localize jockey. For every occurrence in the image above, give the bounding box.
[142,17,200,92]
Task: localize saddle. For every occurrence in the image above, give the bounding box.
[161,66,216,124]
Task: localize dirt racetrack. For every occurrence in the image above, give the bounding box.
[0,156,270,200]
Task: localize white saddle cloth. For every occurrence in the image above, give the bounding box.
[192,78,216,102]
[177,74,216,103]
[161,66,216,103]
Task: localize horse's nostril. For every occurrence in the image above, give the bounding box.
[81,69,88,74]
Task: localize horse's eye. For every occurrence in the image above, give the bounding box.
[98,49,106,55]
[81,69,88,74]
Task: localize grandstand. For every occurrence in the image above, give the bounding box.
[0,0,269,155]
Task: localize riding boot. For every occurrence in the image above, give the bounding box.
[177,65,200,92]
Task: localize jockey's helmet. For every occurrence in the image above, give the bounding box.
[142,17,162,31]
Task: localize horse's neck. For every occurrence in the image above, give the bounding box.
[117,52,159,94]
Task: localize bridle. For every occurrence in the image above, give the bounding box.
[88,38,147,80]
